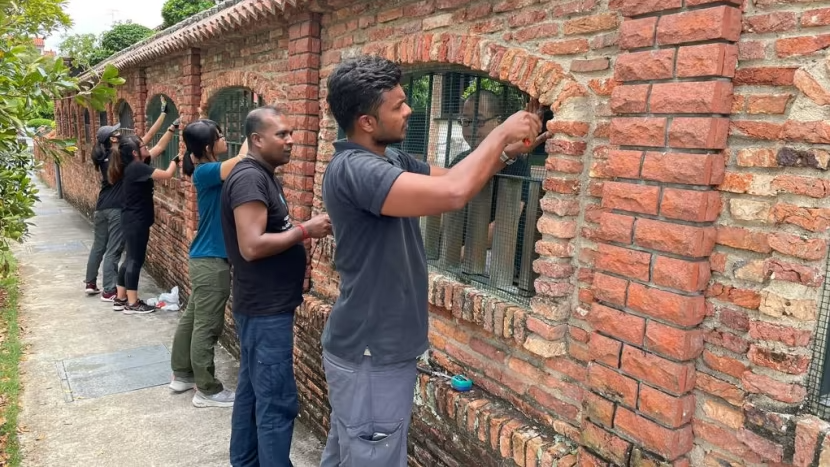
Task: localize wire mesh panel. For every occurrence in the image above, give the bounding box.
[146,95,180,168]
[118,102,134,132]
[208,88,263,160]
[411,71,548,304]
[807,252,830,419]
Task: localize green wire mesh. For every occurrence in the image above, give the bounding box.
[208,87,263,160]
[146,94,181,168]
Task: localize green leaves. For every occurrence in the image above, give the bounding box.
[161,0,214,29]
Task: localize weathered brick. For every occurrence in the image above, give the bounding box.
[645,321,704,361]
[639,385,695,428]
[595,243,651,282]
[652,256,710,293]
[736,147,778,167]
[602,181,660,215]
[610,118,667,147]
[619,17,656,49]
[747,345,810,375]
[583,392,615,427]
[634,219,716,258]
[660,189,721,222]
[587,362,638,407]
[619,0,681,17]
[749,320,811,347]
[627,283,706,327]
[614,407,694,461]
[657,7,741,45]
[743,371,807,404]
[595,212,635,244]
[669,118,730,150]
[615,50,675,81]
[564,14,618,35]
[592,272,628,305]
[581,422,631,466]
[541,38,589,55]
[588,332,623,367]
[641,152,724,186]
[743,12,798,33]
[702,350,747,379]
[610,84,649,114]
[650,82,733,114]
[676,44,738,78]
[621,346,695,394]
[701,398,744,430]
[587,303,646,345]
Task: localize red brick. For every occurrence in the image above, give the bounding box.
[743,371,806,404]
[592,272,628,305]
[736,428,784,463]
[583,392,615,427]
[635,219,716,257]
[793,417,828,467]
[669,118,730,150]
[596,212,635,244]
[750,321,811,347]
[615,407,693,461]
[564,13,618,35]
[589,332,623,367]
[657,7,741,45]
[595,244,651,282]
[676,44,738,78]
[470,337,507,363]
[645,322,704,361]
[715,226,772,253]
[693,419,764,463]
[615,49,675,81]
[541,39,589,56]
[435,0,467,9]
[587,362,638,407]
[739,41,767,61]
[736,148,777,167]
[768,233,828,261]
[743,12,797,33]
[587,303,646,345]
[696,372,744,407]
[764,259,822,287]
[639,385,695,428]
[581,422,631,466]
[748,345,810,375]
[802,7,830,27]
[619,0,681,17]
[577,447,609,467]
[734,67,798,86]
[627,283,706,327]
[660,189,721,223]
[601,181,660,215]
[652,256,710,293]
[747,94,793,115]
[610,118,667,147]
[771,204,830,233]
[592,150,642,179]
[776,35,830,58]
[706,327,750,354]
[772,175,829,198]
[610,84,649,114]
[620,17,656,49]
[650,82,733,114]
[526,316,567,341]
[513,23,560,42]
[641,152,724,186]
[702,350,747,379]
[622,347,695,396]
[508,8,546,27]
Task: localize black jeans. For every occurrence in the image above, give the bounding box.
[117,225,150,291]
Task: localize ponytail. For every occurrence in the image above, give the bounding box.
[181,119,222,177]
[108,135,141,184]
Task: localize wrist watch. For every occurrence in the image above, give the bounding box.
[500,150,516,165]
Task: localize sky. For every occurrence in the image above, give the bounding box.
[44,0,168,52]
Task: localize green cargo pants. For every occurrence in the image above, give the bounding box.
[170,257,231,396]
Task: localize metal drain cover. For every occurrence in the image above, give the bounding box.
[56,345,171,401]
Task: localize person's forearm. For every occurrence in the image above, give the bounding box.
[142,112,167,145]
[242,227,304,261]
[149,129,175,158]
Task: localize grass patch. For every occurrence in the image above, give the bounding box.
[0,253,22,466]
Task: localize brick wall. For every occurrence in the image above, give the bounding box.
[35,0,830,465]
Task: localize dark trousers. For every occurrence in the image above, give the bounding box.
[85,208,124,292]
[320,351,417,467]
[230,311,298,467]
[117,225,150,291]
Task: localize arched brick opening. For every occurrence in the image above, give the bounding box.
[116,99,135,132]
[201,71,285,115]
[206,87,263,160]
[146,93,181,167]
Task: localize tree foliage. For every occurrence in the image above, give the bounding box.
[161,0,214,29]
[59,22,154,69]
[0,0,124,273]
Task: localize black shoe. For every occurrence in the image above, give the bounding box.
[123,300,155,315]
[113,297,127,312]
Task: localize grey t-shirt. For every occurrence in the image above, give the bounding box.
[321,141,431,365]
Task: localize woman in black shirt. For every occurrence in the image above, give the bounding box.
[108,134,179,314]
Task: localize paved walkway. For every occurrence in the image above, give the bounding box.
[13,178,324,467]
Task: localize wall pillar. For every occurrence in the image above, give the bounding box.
[181,48,202,246]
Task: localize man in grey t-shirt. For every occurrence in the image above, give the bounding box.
[320,55,541,467]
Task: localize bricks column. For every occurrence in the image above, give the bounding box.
[137,67,148,134]
[583,2,740,465]
[287,13,322,291]
[181,48,202,245]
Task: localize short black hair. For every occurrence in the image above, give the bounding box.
[326,55,402,134]
[244,105,283,140]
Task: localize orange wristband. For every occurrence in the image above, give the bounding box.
[297,224,309,240]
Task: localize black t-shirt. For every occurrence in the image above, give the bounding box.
[121,161,156,230]
[221,157,307,316]
[94,150,122,211]
[321,142,431,365]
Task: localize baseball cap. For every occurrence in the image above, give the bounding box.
[96,123,121,143]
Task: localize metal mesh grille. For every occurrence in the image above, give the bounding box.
[806,251,830,419]
[146,95,180,168]
[118,102,134,132]
[208,88,263,160]
[337,70,549,305]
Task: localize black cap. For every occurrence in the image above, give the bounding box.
[96,123,121,143]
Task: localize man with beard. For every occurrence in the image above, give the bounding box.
[221,106,332,466]
[320,55,541,467]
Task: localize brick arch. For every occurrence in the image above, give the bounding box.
[201,70,286,115]
[146,84,182,111]
[362,32,588,113]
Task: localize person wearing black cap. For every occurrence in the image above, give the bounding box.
[83,97,178,301]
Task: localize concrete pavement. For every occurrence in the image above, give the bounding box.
[13,177,324,467]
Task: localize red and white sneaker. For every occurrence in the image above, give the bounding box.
[100,291,117,302]
[84,282,101,295]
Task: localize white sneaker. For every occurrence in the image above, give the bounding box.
[192,389,235,408]
[169,377,196,393]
